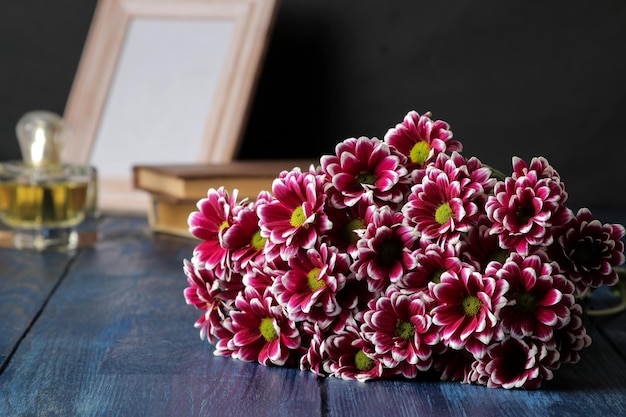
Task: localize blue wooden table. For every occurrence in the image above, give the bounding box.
[1,214,625,417]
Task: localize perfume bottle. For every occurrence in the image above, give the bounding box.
[0,111,98,251]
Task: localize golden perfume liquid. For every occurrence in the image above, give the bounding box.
[0,180,89,228]
[0,110,98,251]
[0,162,97,251]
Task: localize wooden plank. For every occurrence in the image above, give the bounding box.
[0,247,75,369]
[0,216,321,417]
[321,207,626,416]
[318,203,626,416]
[322,323,626,417]
[594,313,626,360]
[2,212,625,416]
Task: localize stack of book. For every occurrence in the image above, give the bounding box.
[132,160,317,238]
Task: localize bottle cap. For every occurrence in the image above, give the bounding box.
[16,110,65,167]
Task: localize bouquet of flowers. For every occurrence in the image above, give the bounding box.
[183,110,625,389]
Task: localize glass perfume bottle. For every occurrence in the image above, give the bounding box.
[0,111,98,251]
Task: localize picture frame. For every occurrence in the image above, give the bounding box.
[62,0,279,211]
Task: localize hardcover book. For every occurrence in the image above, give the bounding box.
[134,159,318,237]
[146,193,198,238]
[133,159,318,202]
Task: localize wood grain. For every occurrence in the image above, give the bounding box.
[322,323,626,417]
[0,248,75,369]
[0,216,321,416]
[1,215,625,416]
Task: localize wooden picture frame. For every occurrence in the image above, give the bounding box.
[63,0,279,211]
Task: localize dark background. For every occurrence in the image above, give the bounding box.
[1,0,625,208]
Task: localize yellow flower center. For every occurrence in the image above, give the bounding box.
[462,295,482,316]
[307,267,325,291]
[251,229,266,251]
[218,220,230,232]
[208,297,220,311]
[290,206,306,227]
[259,317,278,341]
[409,141,430,166]
[354,349,374,371]
[395,320,415,340]
[435,202,453,225]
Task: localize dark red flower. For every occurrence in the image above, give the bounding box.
[361,289,439,375]
[486,157,573,255]
[551,208,625,294]
[258,169,331,259]
[432,266,509,357]
[188,187,241,273]
[323,320,384,381]
[383,110,460,173]
[352,206,417,292]
[496,253,575,342]
[403,153,484,244]
[476,336,559,389]
[229,287,301,366]
[321,136,410,208]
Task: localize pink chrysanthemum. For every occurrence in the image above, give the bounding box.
[188,187,241,272]
[272,243,350,327]
[397,240,463,296]
[552,304,591,366]
[181,110,624,390]
[183,259,243,343]
[551,208,625,294]
[327,276,378,333]
[459,215,510,272]
[323,198,373,257]
[511,156,566,196]
[258,169,331,259]
[351,206,418,292]
[476,336,558,389]
[228,287,301,366]
[432,152,495,198]
[361,290,439,376]
[222,191,273,273]
[212,317,236,358]
[433,348,479,384]
[496,253,575,342]
[321,136,410,208]
[299,322,328,376]
[485,157,573,255]
[242,264,275,292]
[383,110,461,173]
[183,259,234,343]
[432,266,509,357]
[323,320,384,382]
[402,155,481,244]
